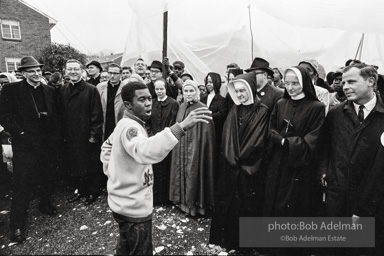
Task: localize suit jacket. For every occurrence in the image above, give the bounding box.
[0,79,61,151]
[257,83,284,112]
[96,81,124,140]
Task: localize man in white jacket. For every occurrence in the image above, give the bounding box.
[101,81,212,255]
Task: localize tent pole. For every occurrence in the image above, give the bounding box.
[358,33,365,61]
[248,5,254,62]
[354,33,364,60]
[163,11,168,79]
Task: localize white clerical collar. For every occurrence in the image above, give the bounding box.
[158,95,168,102]
[27,80,41,89]
[291,92,305,100]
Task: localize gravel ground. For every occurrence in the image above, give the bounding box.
[0,170,263,255]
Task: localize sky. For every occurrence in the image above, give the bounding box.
[23,0,134,56]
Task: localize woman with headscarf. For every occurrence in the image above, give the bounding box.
[201,72,228,159]
[263,66,325,218]
[209,73,269,250]
[169,80,216,216]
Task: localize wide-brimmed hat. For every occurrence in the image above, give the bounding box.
[86,60,102,72]
[18,56,44,71]
[148,60,163,72]
[244,57,274,77]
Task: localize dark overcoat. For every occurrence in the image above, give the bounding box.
[59,79,103,177]
[0,79,61,152]
[320,95,384,252]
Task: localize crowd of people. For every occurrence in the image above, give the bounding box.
[1,54,384,255]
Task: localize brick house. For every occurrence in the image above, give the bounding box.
[0,0,57,72]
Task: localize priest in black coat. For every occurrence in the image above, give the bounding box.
[0,56,61,242]
[59,59,104,205]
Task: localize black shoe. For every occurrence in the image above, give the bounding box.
[39,203,58,216]
[84,193,99,206]
[10,229,25,243]
[67,193,84,203]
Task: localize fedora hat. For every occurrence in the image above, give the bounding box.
[86,60,102,72]
[148,60,163,72]
[244,57,274,77]
[18,56,44,71]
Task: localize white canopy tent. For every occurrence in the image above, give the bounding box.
[121,0,384,84]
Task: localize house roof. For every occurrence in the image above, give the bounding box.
[96,53,123,64]
[18,0,58,29]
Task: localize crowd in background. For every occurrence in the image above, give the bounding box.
[1,54,384,255]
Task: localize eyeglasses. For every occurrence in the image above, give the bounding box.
[66,68,82,72]
[173,66,183,71]
[24,69,42,74]
[108,72,121,76]
[284,82,301,87]
[150,70,161,74]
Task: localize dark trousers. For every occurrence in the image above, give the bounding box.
[113,212,153,255]
[10,146,58,230]
[70,173,100,195]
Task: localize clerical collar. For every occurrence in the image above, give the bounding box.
[109,81,120,88]
[27,80,41,89]
[158,95,168,102]
[291,92,305,100]
[70,78,82,85]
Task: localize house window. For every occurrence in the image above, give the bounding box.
[1,20,21,40]
[5,58,21,72]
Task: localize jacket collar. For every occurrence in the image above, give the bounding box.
[123,110,146,128]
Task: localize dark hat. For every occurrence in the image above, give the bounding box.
[180,73,193,80]
[345,59,362,66]
[148,60,163,72]
[227,63,240,69]
[86,60,102,72]
[244,57,274,77]
[298,59,319,74]
[332,67,345,78]
[173,60,185,69]
[18,56,44,71]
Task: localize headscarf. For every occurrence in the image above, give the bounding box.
[183,79,200,102]
[205,72,221,94]
[283,66,319,101]
[228,73,258,105]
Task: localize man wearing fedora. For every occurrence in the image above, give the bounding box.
[245,57,284,111]
[0,56,61,242]
[146,60,179,99]
[86,60,102,86]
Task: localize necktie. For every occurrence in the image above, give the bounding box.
[358,105,365,123]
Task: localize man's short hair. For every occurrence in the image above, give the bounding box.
[227,63,239,69]
[122,81,148,103]
[343,64,378,86]
[108,63,122,72]
[66,59,83,69]
[122,66,133,73]
[154,78,167,87]
[135,58,144,64]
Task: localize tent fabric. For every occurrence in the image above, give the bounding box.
[121,0,384,84]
